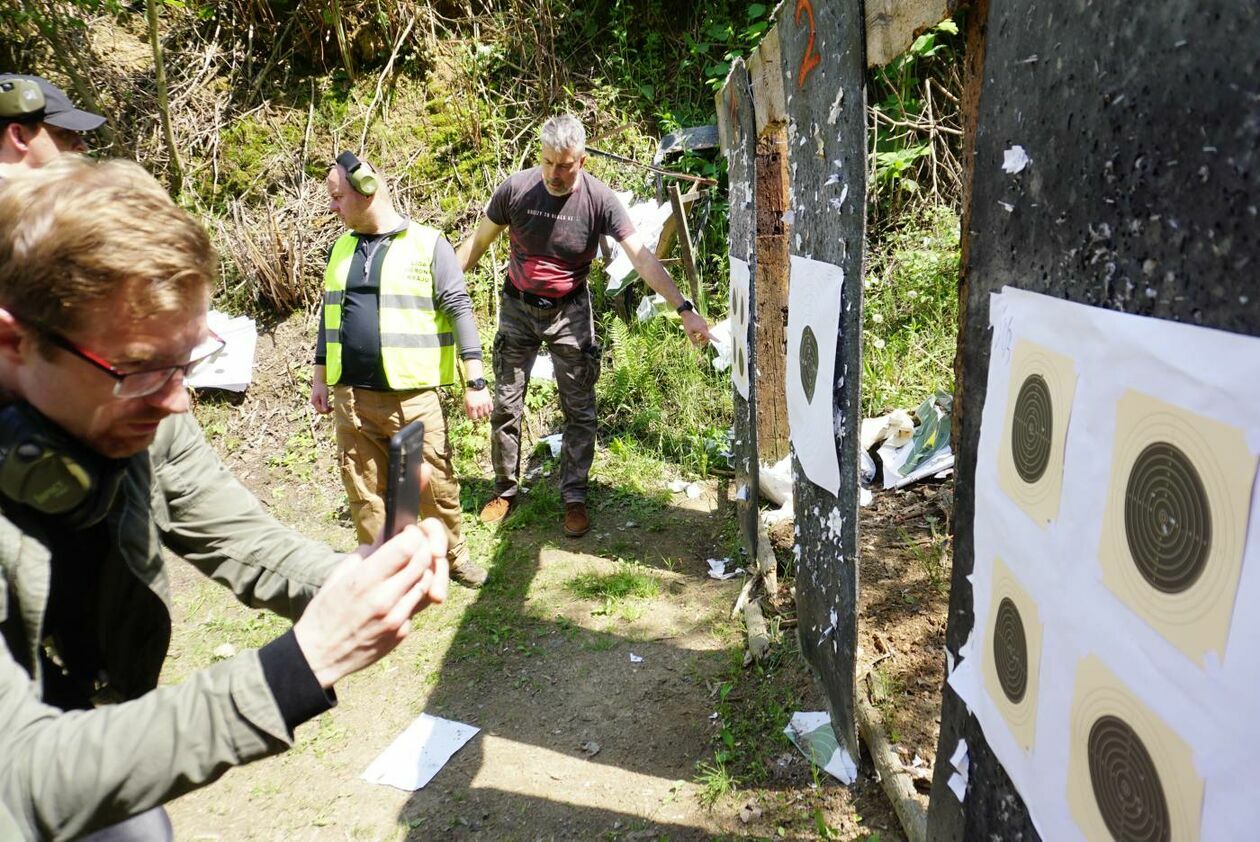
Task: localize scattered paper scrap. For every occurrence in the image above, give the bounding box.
[684,483,702,499]
[530,354,555,382]
[1002,145,1030,174]
[668,479,688,493]
[629,653,643,664]
[707,558,745,580]
[948,771,967,801]
[946,738,970,800]
[537,434,563,458]
[361,713,480,792]
[212,643,237,660]
[783,711,857,784]
[739,802,763,823]
[579,740,601,758]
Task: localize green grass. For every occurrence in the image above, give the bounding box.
[566,564,660,603]
[862,204,961,416]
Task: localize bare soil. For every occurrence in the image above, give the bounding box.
[158,313,948,840]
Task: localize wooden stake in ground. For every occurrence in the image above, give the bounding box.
[146,0,183,194]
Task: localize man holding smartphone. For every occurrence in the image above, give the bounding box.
[0,156,450,839]
[311,154,491,587]
[458,114,711,538]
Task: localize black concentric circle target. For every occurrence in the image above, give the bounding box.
[991,597,1028,704]
[1123,442,1212,594]
[1011,373,1054,483]
[1087,715,1171,842]
[799,326,819,404]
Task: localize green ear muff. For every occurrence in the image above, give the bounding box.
[335,151,379,196]
[0,403,128,529]
[0,78,45,121]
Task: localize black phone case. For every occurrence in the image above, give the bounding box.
[383,418,425,539]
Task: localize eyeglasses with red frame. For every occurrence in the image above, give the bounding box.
[37,326,227,399]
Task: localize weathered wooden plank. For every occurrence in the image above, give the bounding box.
[864,0,958,68]
[777,0,868,762]
[752,129,791,465]
[719,60,763,561]
[929,0,1260,837]
[748,25,787,136]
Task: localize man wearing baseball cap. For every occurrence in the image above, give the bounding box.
[0,73,105,177]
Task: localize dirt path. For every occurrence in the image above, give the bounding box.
[161,316,913,840]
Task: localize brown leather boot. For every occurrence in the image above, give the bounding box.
[563,502,590,537]
[479,495,513,524]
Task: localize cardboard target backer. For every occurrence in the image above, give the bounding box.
[1068,656,1204,841]
[785,254,843,496]
[1099,391,1257,664]
[981,557,1044,752]
[730,256,751,400]
[998,340,1077,526]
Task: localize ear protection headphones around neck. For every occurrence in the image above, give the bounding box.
[335,151,379,196]
[0,78,45,122]
[0,403,129,530]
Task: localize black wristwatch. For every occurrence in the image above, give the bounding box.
[676,299,695,314]
[466,377,487,391]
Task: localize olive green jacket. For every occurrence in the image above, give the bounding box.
[0,412,341,840]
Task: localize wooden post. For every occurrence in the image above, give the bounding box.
[667,183,704,316]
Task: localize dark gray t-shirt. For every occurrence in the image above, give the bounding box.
[485,167,635,298]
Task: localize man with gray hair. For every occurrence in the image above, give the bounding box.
[458,114,711,538]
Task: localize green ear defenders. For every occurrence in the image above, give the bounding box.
[0,403,129,530]
[0,78,45,121]
[335,151,379,196]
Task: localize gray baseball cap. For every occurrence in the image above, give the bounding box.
[0,73,105,131]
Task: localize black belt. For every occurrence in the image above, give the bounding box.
[502,281,586,310]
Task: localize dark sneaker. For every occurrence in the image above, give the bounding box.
[563,502,590,538]
[450,557,488,589]
[479,495,513,524]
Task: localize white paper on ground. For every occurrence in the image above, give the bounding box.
[783,711,857,784]
[186,310,258,392]
[707,558,745,580]
[947,286,1260,841]
[530,354,555,381]
[361,713,480,792]
[537,434,563,458]
[785,255,844,496]
[878,439,954,489]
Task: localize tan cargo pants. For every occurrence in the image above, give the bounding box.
[331,385,466,564]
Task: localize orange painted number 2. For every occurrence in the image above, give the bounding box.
[795,0,821,88]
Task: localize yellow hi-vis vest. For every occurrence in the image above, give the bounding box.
[322,223,457,389]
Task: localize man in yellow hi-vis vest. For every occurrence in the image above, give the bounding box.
[312,153,492,587]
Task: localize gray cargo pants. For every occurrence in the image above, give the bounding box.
[491,287,601,503]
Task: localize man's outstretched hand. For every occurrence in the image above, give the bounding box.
[681,309,712,347]
[294,520,449,689]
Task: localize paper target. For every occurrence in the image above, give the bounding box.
[1099,391,1257,663]
[1068,656,1203,841]
[981,557,1044,751]
[998,340,1077,526]
[785,254,843,496]
[730,256,751,400]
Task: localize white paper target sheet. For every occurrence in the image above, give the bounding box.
[947,287,1260,841]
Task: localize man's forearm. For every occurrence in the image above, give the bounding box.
[636,255,687,309]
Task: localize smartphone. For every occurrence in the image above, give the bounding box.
[383,419,425,539]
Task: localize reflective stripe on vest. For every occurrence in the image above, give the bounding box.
[322,223,457,388]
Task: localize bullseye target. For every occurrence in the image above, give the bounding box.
[1068,656,1202,841]
[998,340,1077,526]
[730,257,751,400]
[982,557,1043,750]
[1099,391,1257,663]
